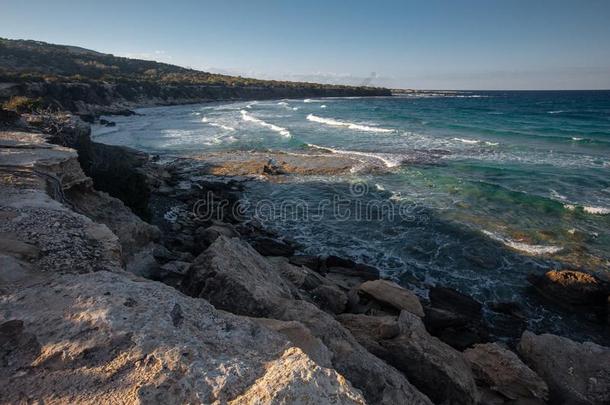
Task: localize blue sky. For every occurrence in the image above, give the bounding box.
[2,0,610,89]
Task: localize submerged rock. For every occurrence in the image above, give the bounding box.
[518,331,610,405]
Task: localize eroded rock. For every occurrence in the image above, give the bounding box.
[0,271,366,404]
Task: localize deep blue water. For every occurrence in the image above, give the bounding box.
[94,91,610,342]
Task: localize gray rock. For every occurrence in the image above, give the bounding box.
[464,343,548,401]
[518,331,610,405]
[195,222,238,248]
[183,236,294,317]
[339,311,479,405]
[311,283,348,314]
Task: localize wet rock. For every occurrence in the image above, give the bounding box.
[518,331,610,405]
[528,270,609,307]
[327,265,380,281]
[251,237,296,257]
[358,279,424,317]
[424,286,489,350]
[464,343,549,401]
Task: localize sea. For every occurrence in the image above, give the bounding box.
[93,90,610,343]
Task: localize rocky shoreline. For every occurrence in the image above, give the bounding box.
[1,108,609,404]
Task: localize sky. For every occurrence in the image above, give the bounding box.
[1,0,610,90]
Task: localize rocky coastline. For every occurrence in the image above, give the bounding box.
[1,106,609,405]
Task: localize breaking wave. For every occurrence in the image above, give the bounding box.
[240,110,291,138]
[201,117,235,131]
[307,114,393,133]
[481,230,563,255]
[306,143,402,168]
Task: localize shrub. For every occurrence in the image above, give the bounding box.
[3,96,42,113]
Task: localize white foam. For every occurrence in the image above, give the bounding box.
[563,203,610,215]
[548,110,564,114]
[201,117,235,131]
[583,206,610,215]
[571,137,584,141]
[452,137,479,144]
[307,143,401,168]
[320,104,327,108]
[451,137,498,146]
[482,230,563,255]
[307,114,393,133]
[240,110,291,138]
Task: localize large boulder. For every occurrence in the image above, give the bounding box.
[518,331,610,405]
[358,279,424,317]
[182,236,295,317]
[338,311,479,405]
[464,343,549,402]
[0,271,366,404]
[528,270,609,307]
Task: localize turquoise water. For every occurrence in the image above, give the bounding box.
[94,91,610,342]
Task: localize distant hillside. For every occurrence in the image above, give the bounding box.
[0,38,390,116]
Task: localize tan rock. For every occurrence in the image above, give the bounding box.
[359,279,424,317]
[0,271,366,404]
[251,318,333,368]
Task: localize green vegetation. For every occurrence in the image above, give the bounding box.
[0,38,383,91]
[2,95,42,113]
